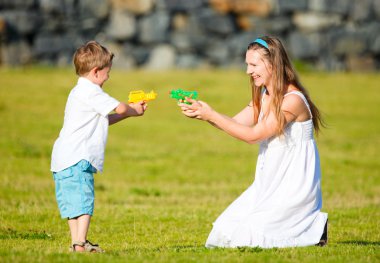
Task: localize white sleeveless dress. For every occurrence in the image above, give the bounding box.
[205,91,328,248]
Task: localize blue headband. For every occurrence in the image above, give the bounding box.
[253,38,269,49]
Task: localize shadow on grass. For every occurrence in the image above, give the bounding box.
[0,228,53,240]
[120,245,206,253]
[339,240,380,246]
[159,245,265,253]
[121,245,266,254]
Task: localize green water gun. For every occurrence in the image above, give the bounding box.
[169,89,198,104]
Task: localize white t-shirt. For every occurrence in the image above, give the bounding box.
[51,77,120,173]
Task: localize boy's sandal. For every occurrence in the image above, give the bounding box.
[84,240,104,253]
[70,241,85,252]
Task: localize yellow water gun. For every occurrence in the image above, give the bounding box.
[128,90,157,103]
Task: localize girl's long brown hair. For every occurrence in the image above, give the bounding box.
[248,36,324,135]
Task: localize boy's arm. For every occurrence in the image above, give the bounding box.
[108,113,126,125]
[108,101,146,125]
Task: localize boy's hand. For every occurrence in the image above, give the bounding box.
[127,101,147,117]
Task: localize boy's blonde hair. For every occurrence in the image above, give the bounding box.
[73,41,114,76]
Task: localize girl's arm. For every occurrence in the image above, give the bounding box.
[188,101,255,131]
[179,97,303,144]
[232,101,255,126]
[205,104,277,144]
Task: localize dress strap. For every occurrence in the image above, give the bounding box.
[258,88,267,121]
[284,91,313,119]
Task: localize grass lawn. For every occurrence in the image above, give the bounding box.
[0,68,379,262]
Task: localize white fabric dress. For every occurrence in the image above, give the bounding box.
[205,91,327,248]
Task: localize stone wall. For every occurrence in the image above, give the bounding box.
[0,0,379,71]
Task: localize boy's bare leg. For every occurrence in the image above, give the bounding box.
[77,214,91,243]
[68,218,78,242]
[68,218,84,251]
[68,215,90,252]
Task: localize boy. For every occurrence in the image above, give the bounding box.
[51,41,147,252]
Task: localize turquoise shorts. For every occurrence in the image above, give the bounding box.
[53,160,97,219]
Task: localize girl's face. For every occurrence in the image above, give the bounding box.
[245,49,272,88]
[95,66,111,87]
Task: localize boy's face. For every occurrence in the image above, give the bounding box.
[95,66,111,87]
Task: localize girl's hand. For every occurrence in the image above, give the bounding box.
[128,101,147,117]
[178,98,214,121]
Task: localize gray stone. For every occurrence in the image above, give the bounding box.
[196,8,235,36]
[288,31,322,59]
[105,41,136,70]
[144,44,176,70]
[346,55,376,72]
[308,0,326,12]
[275,0,308,14]
[63,31,85,51]
[374,0,380,18]
[370,35,380,54]
[54,0,79,29]
[169,31,194,52]
[357,22,380,54]
[1,40,32,65]
[292,12,342,32]
[138,11,170,44]
[316,55,346,71]
[328,29,367,56]
[156,0,205,11]
[0,0,37,9]
[227,54,247,70]
[308,0,350,15]
[350,0,372,22]
[33,33,65,57]
[128,45,150,65]
[80,18,101,33]
[204,40,230,65]
[240,16,292,33]
[0,0,379,70]
[227,32,257,58]
[106,10,136,40]
[110,0,155,15]
[176,53,201,68]
[78,0,110,20]
[328,0,351,15]
[38,13,66,33]
[56,52,73,67]
[39,0,65,14]
[0,10,41,35]
[173,14,208,51]
[263,16,292,33]
[32,32,77,65]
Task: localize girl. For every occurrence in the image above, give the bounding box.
[179,36,328,248]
